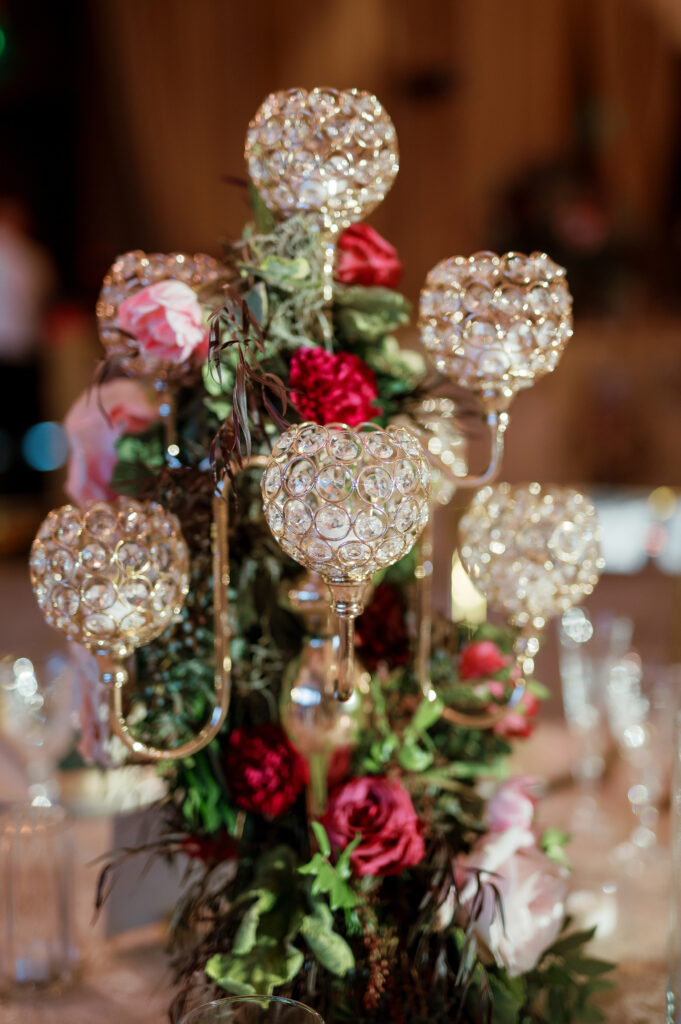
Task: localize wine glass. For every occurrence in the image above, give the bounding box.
[605,654,676,873]
[179,996,325,1023]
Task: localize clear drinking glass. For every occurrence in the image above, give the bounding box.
[667,710,681,1022]
[179,997,325,1024]
[558,608,632,784]
[0,803,78,988]
[605,655,675,870]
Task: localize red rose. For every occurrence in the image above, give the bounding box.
[322,776,425,877]
[459,640,510,680]
[335,224,402,289]
[356,583,410,672]
[289,347,381,427]
[222,724,309,817]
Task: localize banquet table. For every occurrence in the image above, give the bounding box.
[0,724,670,1024]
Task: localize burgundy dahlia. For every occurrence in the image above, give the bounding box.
[289,347,381,427]
[222,724,309,818]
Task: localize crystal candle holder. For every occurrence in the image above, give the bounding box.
[97,249,222,379]
[245,87,399,230]
[29,497,197,760]
[456,483,603,726]
[261,421,431,700]
[419,250,573,402]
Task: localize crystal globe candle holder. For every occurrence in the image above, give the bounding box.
[261,421,431,700]
[418,251,573,489]
[245,87,399,341]
[245,88,399,232]
[456,482,604,727]
[29,497,196,760]
[419,250,572,402]
[97,249,222,380]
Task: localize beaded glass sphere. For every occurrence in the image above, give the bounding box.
[245,88,399,230]
[96,249,222,377]
[459,483,603,629]
[29,498,190,657]
[261,422,431,583]
[419,251,573,398]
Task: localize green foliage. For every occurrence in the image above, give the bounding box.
[523,926,615,1023]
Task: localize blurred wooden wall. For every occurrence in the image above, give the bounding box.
[84,0,680,301]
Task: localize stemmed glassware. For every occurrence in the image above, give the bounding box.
[179,996,324,1024]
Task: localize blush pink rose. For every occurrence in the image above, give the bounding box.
[485,777,539,832]
[456,827,568,976]
[63,379,159,506]
[118,280,208,365]
[322,776,425,877]
[487,681,541,739]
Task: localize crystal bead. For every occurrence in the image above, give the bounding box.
[316,463,353,502]
[83,613,116,636]
[315,504,351,541]
[84,506,118,539]
[83,577,116,611]
[284,458,316,497]
[51,585,80,617]
[284,499,313,535]
[353,508,387,542]
[49,548,76,580]
[80,543,108,571]
[357,466,393,504]
[120,578,151,607]
[117,541,149,574]
[328,432,362,462]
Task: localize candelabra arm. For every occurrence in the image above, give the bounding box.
[106,455,268,762]
[440,626,534,729]
[453,408,510,489]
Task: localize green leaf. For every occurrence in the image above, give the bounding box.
[311,821,331,859]
[409,695,444,734]
[488,972,525,1022]
[206,941,305,997]
[574,1007,606,1023]
[232,889,277,956]
[397,740,434,772]
[570,957,615,977]
[244,282,268,325]
[300,913,355,977]
[335,833,362,882]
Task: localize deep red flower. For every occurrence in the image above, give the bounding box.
[459,640,510,680]
[335,224,402,289]
[289,347,381,427]
[322,776,425,877]
[222,724,309,818]
[356,583,410,672]
[181,832,237,863]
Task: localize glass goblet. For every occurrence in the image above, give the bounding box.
[179,996,325,1024]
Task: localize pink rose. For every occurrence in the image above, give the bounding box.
[322,776,425,877]
[459,640,510,680]
[289,347,381,427]
[334,224,402,289]
[63,379,159,506]
[118,280,208,365]
[485,777,538,832]
[487,682,541,739]
[456,827,568,976]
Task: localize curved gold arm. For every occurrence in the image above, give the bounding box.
[447,408,509,489]
[106,456,268,762]
[439,630,537,730]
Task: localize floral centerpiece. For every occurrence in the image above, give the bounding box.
[48,86,614,1022]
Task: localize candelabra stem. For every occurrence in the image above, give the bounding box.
[318,223,338,349]
[416,510,435,698]
[328,581,368,702]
